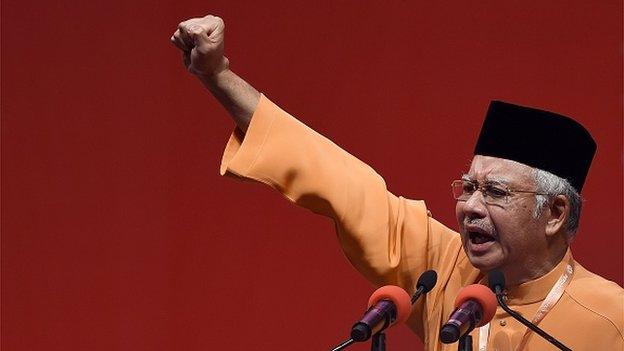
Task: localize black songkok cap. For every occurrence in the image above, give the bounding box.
[474,101,596,193]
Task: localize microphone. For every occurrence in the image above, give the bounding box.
[411,269,438,303]
[350,285,411,342]
[332,271,438,351]
[488,270,505,295]
[488,270,572,351]
[350,270,438,342]
[439,284,497,344]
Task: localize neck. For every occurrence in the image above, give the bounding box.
[502,245,568,286]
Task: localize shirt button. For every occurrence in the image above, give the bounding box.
[499,320,507,327]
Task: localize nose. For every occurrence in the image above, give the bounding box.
[460,190,488,219]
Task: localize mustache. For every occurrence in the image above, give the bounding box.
[463,217,496,234]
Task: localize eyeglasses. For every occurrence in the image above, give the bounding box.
[451,179,548,205]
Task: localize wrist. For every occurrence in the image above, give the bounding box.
[195,57,230,82]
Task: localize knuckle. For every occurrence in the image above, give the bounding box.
[178,19,197,31]
[195,45,210,55]
[188,25,200,34]
[204,14,224,26]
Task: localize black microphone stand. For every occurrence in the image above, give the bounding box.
[458,335,472,351]
[330,338,355,351]
[330,332,386,351]
[371,332,386,351]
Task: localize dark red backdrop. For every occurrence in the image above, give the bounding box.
[2,1,622,350]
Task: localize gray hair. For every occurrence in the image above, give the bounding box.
[533,168,583,238]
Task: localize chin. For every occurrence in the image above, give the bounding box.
[464,248,503,272]
[469,258,499,272]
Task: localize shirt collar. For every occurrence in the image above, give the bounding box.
[504,248,573,305]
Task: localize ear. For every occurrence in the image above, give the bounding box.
[545,195,569,237]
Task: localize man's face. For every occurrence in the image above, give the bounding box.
[455,155,549,281]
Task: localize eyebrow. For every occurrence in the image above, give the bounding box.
[461,174,510,184]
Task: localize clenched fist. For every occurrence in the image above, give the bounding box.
[170,15,229,77]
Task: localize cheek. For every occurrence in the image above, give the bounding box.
[491,207,539,251]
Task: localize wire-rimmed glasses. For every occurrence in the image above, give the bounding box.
[451,179,547,205]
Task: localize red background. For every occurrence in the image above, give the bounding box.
[2,1,622,350]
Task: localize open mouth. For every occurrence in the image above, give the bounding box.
[469,231,496,244]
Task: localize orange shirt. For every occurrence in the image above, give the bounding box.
[220,95,623,350]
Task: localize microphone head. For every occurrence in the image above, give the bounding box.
[455,284,497,327]
[488,270,506,294]
[417,270,438,293]
[368,285,412,323]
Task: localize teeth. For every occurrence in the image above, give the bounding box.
[474,235,489,244]
[469,232,494,244]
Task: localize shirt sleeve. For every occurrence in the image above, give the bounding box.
[220,94,466,339]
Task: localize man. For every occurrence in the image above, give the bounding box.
[170,15,623,350]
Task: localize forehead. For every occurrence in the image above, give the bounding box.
[466,155,535,184]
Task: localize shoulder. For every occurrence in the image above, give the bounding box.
[565,262,624,338]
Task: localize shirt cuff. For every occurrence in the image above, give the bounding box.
[219,94,276,177]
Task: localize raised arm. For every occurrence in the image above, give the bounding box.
[169,15,469,339]
[170,15,258,133]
